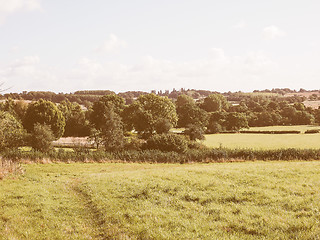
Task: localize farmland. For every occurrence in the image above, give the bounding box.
[1,162,320,239]
[204,125,320,150]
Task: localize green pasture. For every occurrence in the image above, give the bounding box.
[204,125,320,150]
[247,125,320,132]
[1,162,320,239]
[204,133,320,149]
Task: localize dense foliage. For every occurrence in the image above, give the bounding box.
[1,88,320,154]
[0,111,26,150]
[23,99,65,139]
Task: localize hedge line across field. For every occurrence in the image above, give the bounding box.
[239,130,301,134]
[2,148,320,163]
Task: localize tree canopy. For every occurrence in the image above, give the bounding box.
[23,99,65,139]
[123,94,177,137]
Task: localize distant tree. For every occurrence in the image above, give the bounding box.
[200,94,229,112]
[206,112,227,133]
[155,119,172,134]
[0,111,26,150]
[183,124,205,141]
[89,94,126,130]
[122,94,178,138]
[0,99,29,122]
[176,95,208,127]
[224,112,249,131]
[29,123,55,152]
[89,106,125,151]
[58,100,90,137]
[23,99,65,139]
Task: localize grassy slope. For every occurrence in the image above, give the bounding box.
[1,162,320,239]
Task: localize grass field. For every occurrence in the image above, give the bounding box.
[204,133,320,149]
[247,125,320,132]
[1,162,320,239]
[204,125,320,150]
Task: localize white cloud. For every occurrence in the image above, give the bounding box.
[64,50,276,92]
[262,25,286,40]
[95,34,127,53]
[233,20,246,29]
[0,0,41,24]
[7,50,320,94]
[0,55,59,91]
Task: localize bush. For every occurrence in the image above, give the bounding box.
[29,123,55,152]
[124,137,145,150]
[144,134,188,153]
[183,124,205,141]
[155,119,172,134]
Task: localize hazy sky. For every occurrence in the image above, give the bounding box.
[1,0,320,93]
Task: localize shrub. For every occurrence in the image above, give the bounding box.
[144,134,188,153]
[155,119,172,134]
[124,137,145,150]
[29,123,55,152]
[183,124,205,141]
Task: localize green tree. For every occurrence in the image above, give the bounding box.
[176,95,208,127]
[184,124,205,141]
[0,111,26,150]
[23,99,65,139]
[58,100,90,137]
[200,94,229,112]
[123,94,178,138]
[29,123,55,152]
[89,106,125,151]
[90,94,126,130]
[224,112,249,131]
[206,112,227,133]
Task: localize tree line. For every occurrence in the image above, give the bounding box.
[1,92,320,152]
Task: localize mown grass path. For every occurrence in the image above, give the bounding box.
[1,162,320,239]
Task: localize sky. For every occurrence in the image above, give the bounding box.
[1,0,320,94]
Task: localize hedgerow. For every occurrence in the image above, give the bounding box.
[2,147,320,163]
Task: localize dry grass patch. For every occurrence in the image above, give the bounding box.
[0,159,24,180]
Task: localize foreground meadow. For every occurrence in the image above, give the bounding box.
[1,162,320,239]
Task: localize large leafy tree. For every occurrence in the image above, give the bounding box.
[224,112,249,131]
[0,111,26,150]
[200,94,229,112]
[89,94,126,130]
[58,100,90,137]
[89,106,125,151]
[176,95,208,127]
[23,99,65,139]
[123,94,178,138]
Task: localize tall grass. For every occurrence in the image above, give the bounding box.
[0,159,24,180]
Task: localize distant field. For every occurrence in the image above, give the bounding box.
[247,125,320,132]
[204,125,320,149]
[204,134,320,149]
[303,100,320,109]
[1,162,320,239]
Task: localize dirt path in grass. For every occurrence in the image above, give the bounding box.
[69,178,131,240]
